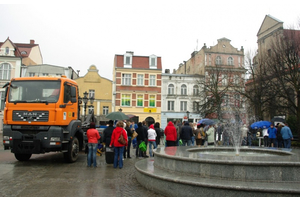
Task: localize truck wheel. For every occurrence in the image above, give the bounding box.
[64,137,79,163]
[14,153,32,161]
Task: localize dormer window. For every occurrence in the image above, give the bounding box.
[21,51,27,55]
[124,52,132,68]
[149,54,157,69]
[5,47,9,55]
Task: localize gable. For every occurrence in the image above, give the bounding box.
[257,15,283,38]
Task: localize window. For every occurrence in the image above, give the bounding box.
[121,94,131,106]
[122,74,131,85]
[0,91,5,110]
[180,101,187,111]
[29,72,35,77]
[149,75,156,86]
[181,84,187,95]
[123,52,132,68]
[234,75,239,85]
[149,55,157,69]
[168,84,174,95]
[216,56,222,65]
[89,90,95,98]
[42,73,49,76]
[5,47,9,55]
[222,74,228,86]
[88,106,94,114]
[167,101,174,111]
[222,94,228,106]
[0,63,11,80]
[103,106,109,115]
[228,57,233,65]
[149,95,155,107]
[193,85,199,96]
[193,101,199,112]
[137,74,144,86]
[137,94,143,107]
[234,94,240,107]
[64,85,72,103]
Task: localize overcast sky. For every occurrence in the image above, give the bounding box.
[1,0,300,80]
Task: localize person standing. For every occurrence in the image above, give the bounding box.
[142,121,149,157]
[87,122,100,168]
[180,121,193,146]
[267,124,277,147]
[109,121,128,169]
[124,121,133,158]
[147,124,157,157]
[154,122,162,146]
[206,125,215,146]
[281,123,293,149]
[164,121,177,146]
[136,122,145,158]
[103,120,115,148]
[276,123,284,148]
[194,124,203,146]
[262,128,269,147]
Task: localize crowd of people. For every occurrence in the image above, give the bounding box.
[86,119,295,168]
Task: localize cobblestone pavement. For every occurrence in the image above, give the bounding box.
[0,143,164,197]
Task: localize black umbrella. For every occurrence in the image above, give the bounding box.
[271,117,285,123]
[106,111,129,121]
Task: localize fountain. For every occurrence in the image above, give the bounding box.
[135,109,300,196]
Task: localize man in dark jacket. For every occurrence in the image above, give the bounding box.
[180,121,193,146]
[103,120,115,147]
[136,122,146,157]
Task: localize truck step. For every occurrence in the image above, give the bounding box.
[62,141,69,143]
[61,150,68,153]
[63,130,69,134]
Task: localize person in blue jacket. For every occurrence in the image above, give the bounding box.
[267,124,277,147]
[280,123,293,149]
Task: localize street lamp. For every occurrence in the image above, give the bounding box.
[119,108,122,112]
[186,111,190,121]
[82,91,94,119]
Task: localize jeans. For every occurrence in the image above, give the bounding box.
[114,146,124,168]
[181,139,192,146]
[148,141,157,157]
[124,137,132,158]
[283,139,291,149]
[87,143,97,167]
[277,139,284,148]
[191,136,195,146]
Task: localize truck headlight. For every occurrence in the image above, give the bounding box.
[50,137,60,141]
[3,136,10,140]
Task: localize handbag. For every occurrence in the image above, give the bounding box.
[118,132,126,145]
[132,131,138,140]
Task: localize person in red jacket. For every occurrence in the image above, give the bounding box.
[87,122,100,168]
[164,121,177,147]
[109,121,128,169]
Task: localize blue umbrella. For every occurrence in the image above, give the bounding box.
[197,118,210,124]
[250,121,271,129]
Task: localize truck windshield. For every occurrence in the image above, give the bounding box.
[8,80,61,103]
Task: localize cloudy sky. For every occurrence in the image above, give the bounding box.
[1,0,299,80]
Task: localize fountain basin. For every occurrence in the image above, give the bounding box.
[135,146,300,196]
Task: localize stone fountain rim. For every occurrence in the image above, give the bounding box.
[154,146,300,166]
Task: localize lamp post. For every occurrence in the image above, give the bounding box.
[82,91,94,120]
[118,108,122,112]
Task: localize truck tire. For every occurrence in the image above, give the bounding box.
[64,137,79,163]
[14,153,32,161]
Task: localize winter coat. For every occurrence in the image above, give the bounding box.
[180,121,193,140]
[136,123,145,141]
[148,124,157,142]
[87,128,100,144]
[164,121,177,141]
[267,127,277,139]
[206,126,215,143]
[281,126,293,140]
[103,125,115,145]
[110,126,128,147]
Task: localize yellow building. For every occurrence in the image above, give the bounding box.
[75,65,113,125]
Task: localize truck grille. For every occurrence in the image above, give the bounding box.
[13,110,49,122]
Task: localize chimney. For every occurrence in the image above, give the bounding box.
[126,51,134,55]
[30,40,35,44]
[165,69,170,73]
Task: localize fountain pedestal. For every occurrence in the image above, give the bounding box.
[135,146,300,197]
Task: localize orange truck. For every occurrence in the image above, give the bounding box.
[2,76,85,162]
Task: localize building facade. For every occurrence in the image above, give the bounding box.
[75,65,113,125]
[174,38,247,124]
[161,71,204,129]
[113,52,162,125]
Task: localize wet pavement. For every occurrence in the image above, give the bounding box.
[0,133,164,197]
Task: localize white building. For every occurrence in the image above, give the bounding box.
[161,70,205,129]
